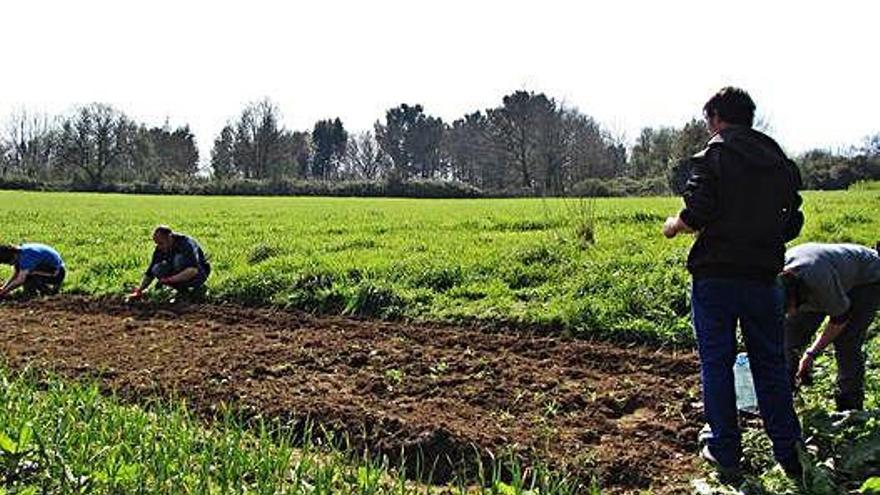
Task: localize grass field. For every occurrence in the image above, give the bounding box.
[2,189,878,344]
[1,190,879,493]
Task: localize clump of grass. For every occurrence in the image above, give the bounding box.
[515,245,559,266]
[247,243,283,264]
[285,270,346,313]
[561,198,596,248]
[409,265,464,292]
[629,211,665,224]
[344,282,406,318]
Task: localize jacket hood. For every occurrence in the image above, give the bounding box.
[705,126,788,168]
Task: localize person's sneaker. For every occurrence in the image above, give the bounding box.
[698,423,713,446]
[701,445,744,485]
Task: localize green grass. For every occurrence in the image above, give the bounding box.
[2,190,879,344]
[0,366,584,495]
[2,189,880,493]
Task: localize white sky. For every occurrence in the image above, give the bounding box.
[1,0,877,163]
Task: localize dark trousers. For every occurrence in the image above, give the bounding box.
[692,278,802,469]
[785,282,880,411]
[23,265,66,296]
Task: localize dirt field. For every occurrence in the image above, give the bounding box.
[0,297,703,493]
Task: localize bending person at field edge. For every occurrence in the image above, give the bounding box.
[662,87,805,483]
[780,242,880,411]
[0,243,66,298]
[128,226,211,302]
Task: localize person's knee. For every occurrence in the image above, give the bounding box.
[172,254,189,273]
[151,261,173,278]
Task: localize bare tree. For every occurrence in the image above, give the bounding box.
[344,131,387,180]
[2,109,57,179]
[0,140,9,178]
[566,111,621,182]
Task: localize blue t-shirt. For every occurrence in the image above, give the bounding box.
[17,243,64,272]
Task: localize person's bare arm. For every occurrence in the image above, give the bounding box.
[126,273,155,301]
[0,269,29,297]
[796,318,848,382]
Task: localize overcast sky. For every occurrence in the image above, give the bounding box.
[1,0,877,162]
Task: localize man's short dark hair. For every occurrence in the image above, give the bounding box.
[153,225,173,237]
[0,244,19,264]
[703,87,756,127]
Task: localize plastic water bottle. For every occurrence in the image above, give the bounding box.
[733,352,758,414]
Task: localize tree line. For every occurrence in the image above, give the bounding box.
[2,92,878,196]
[0,104,198,187]
[206,92,629,195]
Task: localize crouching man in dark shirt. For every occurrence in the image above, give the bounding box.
[128,226,211,302]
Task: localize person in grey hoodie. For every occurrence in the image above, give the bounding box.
[781,242,880,411]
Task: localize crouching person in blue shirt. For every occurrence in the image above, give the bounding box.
[127,226,211,302]
[0,243,66,298]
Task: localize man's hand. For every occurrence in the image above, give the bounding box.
[663,215,696,239]
[125,287,144,302]
[663,217,681,238]
[796,351,816,385]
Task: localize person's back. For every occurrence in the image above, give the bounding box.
[663,86,804,482]
[17,243,64,273]
[0,243,66,297]
[786,243,880,303]
[684,126,803,282]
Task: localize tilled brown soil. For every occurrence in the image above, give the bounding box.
[0,296,703,493]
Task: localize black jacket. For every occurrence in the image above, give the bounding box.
[680,126,803,283]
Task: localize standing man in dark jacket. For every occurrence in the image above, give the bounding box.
[781,243,880,411]
[127,226,211,302]
[663,87,805,480]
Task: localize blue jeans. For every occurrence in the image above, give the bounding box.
[692,278,802,469]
